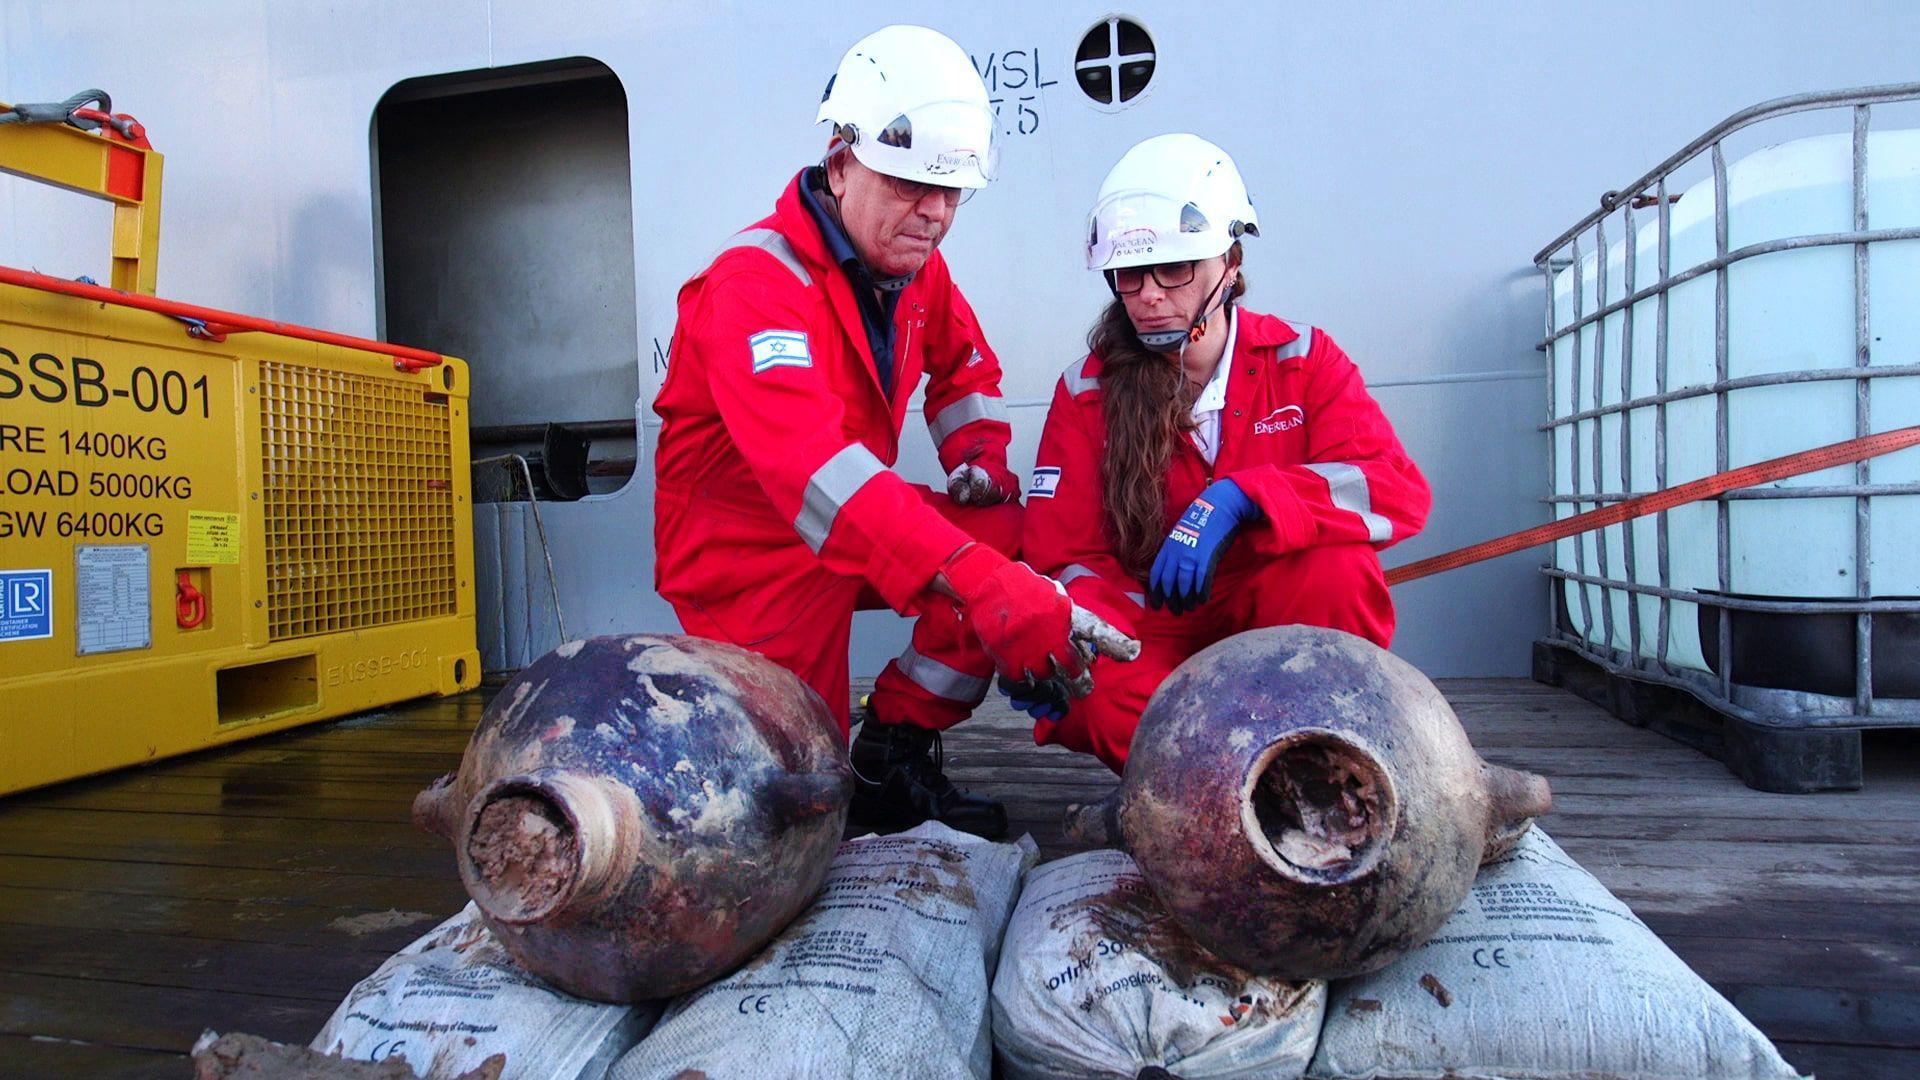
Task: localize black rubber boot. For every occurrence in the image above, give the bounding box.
[847,710,1009,840]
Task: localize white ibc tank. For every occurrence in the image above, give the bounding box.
[1550,129,1920,675]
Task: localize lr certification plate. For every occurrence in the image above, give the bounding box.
[0,568,54,642]
[75,544,151,655]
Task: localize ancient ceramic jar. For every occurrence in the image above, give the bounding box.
[1065,624,1551,981]
[413,634,852,1002]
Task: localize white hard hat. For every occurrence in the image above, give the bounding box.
[816,25,997,189]
[1086,134,1258,271]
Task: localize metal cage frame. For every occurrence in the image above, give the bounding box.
[1534,81,1920,731]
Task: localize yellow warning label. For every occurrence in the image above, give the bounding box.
[186,511,241,564]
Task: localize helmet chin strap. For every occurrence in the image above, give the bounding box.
[1135,269,1237,355]
[1134,326,1193,353]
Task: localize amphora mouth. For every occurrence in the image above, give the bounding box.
[461,777,584,925]
[1241,730,1398,885]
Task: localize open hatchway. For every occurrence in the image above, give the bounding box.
[373,58,642,669]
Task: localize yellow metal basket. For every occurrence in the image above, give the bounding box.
[0,97,479,795]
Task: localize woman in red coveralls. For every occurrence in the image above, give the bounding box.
[1012,134,1433,773]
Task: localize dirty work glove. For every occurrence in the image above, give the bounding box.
[998,672,1070,723]
[942,544,1083,685]
[945,457,1020,506]
[998,597,1145,716]
[995,591,1146,718]
[1148,478,1261,615]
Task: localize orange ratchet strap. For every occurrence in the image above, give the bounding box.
[1386,424,1920,586]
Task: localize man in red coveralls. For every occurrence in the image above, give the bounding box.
[652,26,1131,838]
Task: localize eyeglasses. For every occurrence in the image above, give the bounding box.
[1108,261,1197,295]
[887,174,976,208]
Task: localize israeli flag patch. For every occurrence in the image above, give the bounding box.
[749,330,811,374]
[1029,466,1061,499]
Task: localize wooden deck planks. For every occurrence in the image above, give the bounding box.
[0,677,1914,1078]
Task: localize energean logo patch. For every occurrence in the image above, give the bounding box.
[749,330,811,374]
[1254,405,1305,435]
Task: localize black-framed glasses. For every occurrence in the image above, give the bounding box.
[887,174,975,208]
[1108,261,1197,295]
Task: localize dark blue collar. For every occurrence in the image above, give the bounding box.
[799,167,860,270]
[800,166,904,397]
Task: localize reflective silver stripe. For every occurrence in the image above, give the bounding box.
[1058,565,1146,609]
[1275,322,1314,361]
[896,644,990,703]
[722,228,812,287]
[1057,564,1097,587]
[1303,462,1392,543]
[928,392,1009,444]
[1061,356,1101,396]
[794,444,887,552]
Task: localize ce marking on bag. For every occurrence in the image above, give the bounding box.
[1472,947,1512,969]
[738,993,774,1014]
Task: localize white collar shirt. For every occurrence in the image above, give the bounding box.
[1188,308,1239,466]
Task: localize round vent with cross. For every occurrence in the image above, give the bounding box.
[1075,17,1157,107]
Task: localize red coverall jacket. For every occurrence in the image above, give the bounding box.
[653,171,1014,647]
[1028,310,1430,620]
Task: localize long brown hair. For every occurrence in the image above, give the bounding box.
[1093,250,1247,578]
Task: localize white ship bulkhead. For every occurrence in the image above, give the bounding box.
[5,2,1919,681]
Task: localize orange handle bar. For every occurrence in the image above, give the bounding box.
[0,264,443,372]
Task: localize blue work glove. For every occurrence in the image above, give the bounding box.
[1147,478,1261,615]
[998,673,1069,723]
